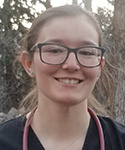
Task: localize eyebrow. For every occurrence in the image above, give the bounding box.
[43,39,63,44]
[43,39,98,47]
[80,41,98,46]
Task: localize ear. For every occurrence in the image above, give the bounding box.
[100,56,105,69]
[96,56,105,81]
[21,51,35,78]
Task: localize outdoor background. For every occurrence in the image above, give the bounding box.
[0,0,125,123]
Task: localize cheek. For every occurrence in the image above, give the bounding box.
[34,61,60,79]
[82,67,100,80]
[33,52,60,75]
[37,65,59,76]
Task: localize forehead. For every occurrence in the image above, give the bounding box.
[37,16,99,46]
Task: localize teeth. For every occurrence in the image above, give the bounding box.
[58,79,80,84]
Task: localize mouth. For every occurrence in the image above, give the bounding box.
[55,78,82,84]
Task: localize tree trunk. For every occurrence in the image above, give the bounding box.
[72,0,78,5]
[112,0,125,124]
[83,0,92,11]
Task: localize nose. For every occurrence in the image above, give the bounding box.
[62,53,80,72]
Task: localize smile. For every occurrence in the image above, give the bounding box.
[56,78,82,84]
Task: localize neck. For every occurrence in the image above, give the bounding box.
[31,100,90,137]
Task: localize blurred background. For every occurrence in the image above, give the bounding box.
[0,0,125,124]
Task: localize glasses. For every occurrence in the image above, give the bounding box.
[30,43,105,68]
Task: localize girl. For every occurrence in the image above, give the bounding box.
[0,4,125,150]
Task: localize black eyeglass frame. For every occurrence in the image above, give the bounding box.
[30,43,105,68]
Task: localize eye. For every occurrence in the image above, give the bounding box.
[47,48,64,53]
[79,51,93,55]
[78,48,98,56]
[42,45,66,54]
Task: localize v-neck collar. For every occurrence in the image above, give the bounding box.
[27,116,100,150]
[82,116,100,149]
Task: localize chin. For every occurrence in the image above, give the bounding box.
[53,96,85,107]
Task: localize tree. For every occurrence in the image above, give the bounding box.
[0,0,35,112]
[0,0,52,113]
[72,0,78,5]
[0,0,125,124]
[83,0,92,11]
[111,0,125,123]
[95,0,125,123]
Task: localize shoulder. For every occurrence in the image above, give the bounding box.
[0,116,25,150]
[98,116,125,149]
[0,115,25,133]
[99,116,125,134]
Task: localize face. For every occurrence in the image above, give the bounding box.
[23,16,104,107]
